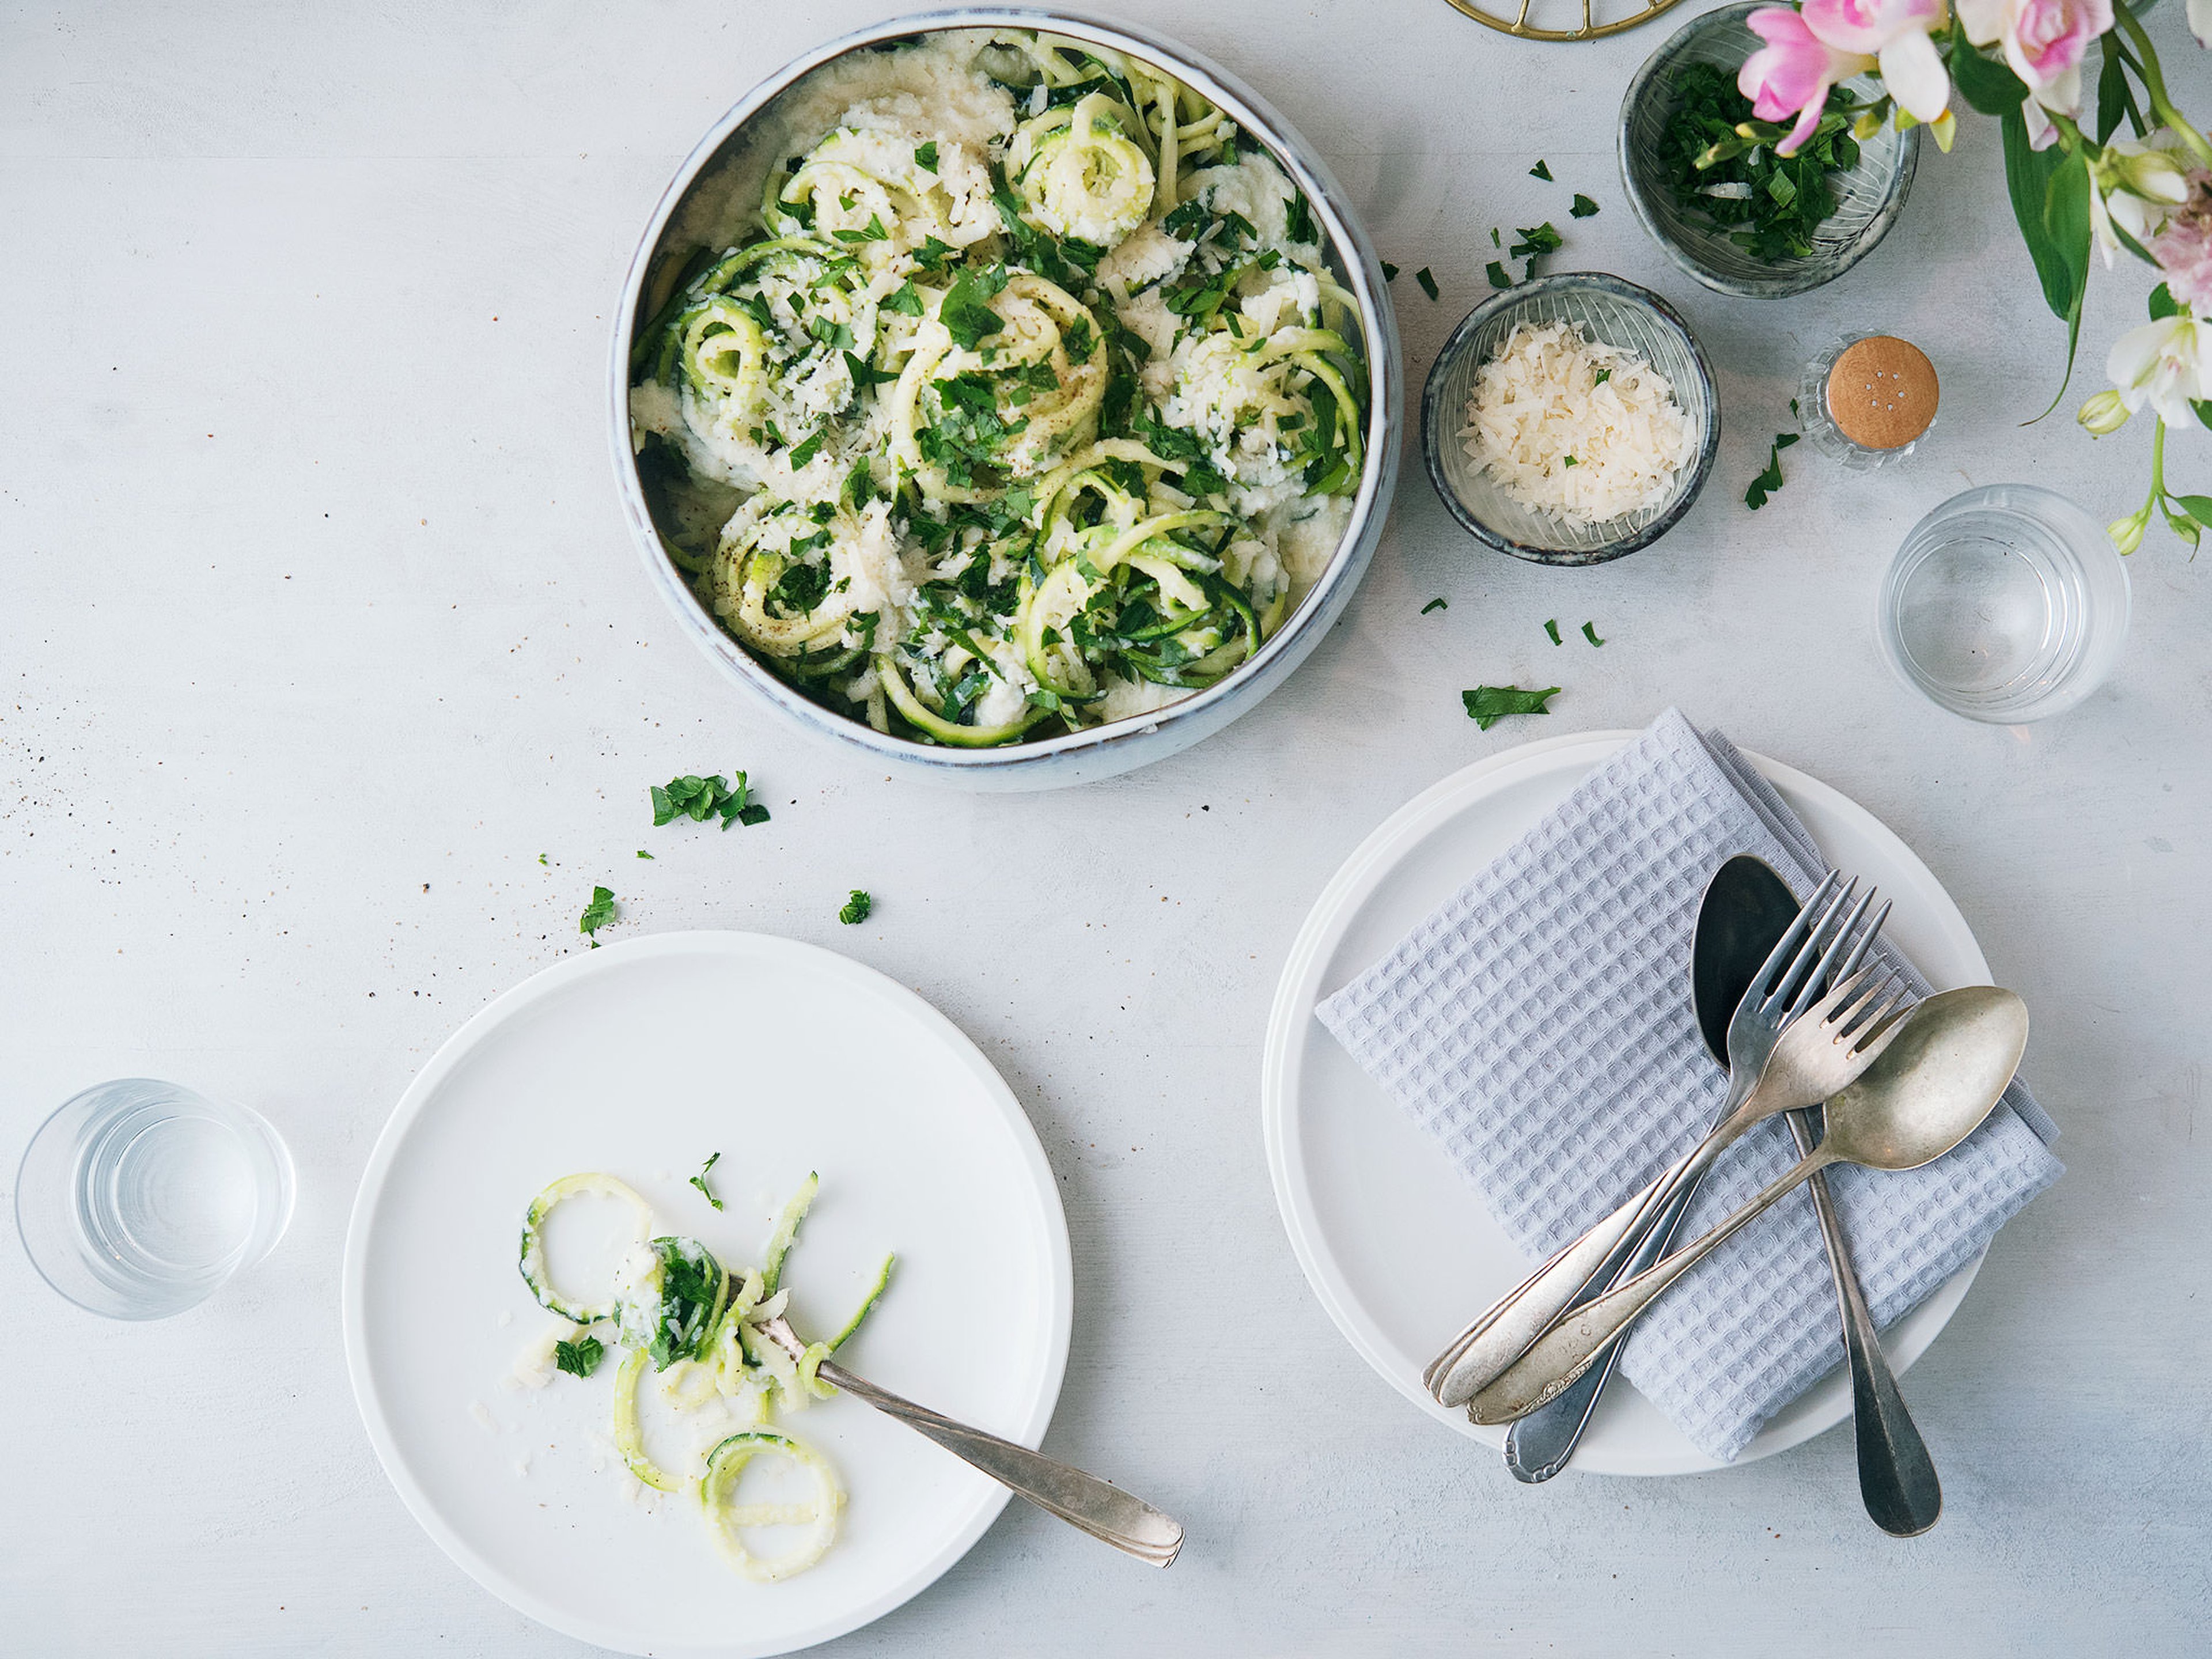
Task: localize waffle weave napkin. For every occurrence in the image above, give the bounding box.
[1316,710,2062,1461]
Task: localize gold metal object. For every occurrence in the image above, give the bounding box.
[1440,0,1687,43]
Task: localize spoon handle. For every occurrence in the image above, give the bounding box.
[814,1357,1184,1567]
[1466,1145,1831,1425]
[1785,1108,1942,1536]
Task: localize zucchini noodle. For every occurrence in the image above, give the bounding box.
[628,28,1369,747]
[507,1169,894,1582]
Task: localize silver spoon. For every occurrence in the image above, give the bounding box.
[1463,984,2029,1426]
[754,1314,1184,1567]
[1688,855,1942,1535]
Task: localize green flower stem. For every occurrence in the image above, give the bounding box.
[2112,4,2212,167]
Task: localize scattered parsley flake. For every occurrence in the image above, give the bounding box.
[1462,685,1561,730]
[1562,454,1578,468]
[1570,194,1600,218]
[1582,621,1605,646]
[1486,260,1512,289]
[1744,431,1801,510]
[554,1335,605,1378]
[914,140,938,172]
[651,773,770,831]
[1381,260,1400,281]
[1544,619,1563,646]
[689,1152,724,1211]
[537,853,547,866]
[1530,160,1553,180]
[1594,368,1611,387]
[839,889,873,926]
[636,849,652,859]
[1415,266,1440,301]
[1490,227,1502,248]
[1422,597,1449,615]
[579,885,616,945]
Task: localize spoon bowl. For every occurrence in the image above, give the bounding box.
[1824,986,2029,1171]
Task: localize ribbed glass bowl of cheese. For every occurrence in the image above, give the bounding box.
[1421,272,1718,566]
[609,8,1401,791]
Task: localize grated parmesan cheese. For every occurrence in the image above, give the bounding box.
[1460,321,1693,527]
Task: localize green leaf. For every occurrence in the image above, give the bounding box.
[1422,597,1448,615]
[2001,107,2091,419]
[2174,494,2212,527]
[650,785,676,826]
[1530,160,1552,181]
[1570,194,1599,218]
[940,266,1008,350]
[637,849,653,859]
[1461,685,1560,731]
[787,428,825,467]
[2150,282,2179,320]
[1744,433,1794,509]
[579,885,616,940]
[881,281,925,316]
[554,1336,605,1378]
[839,889,873,925]
[1544,619,1562,646]
[1953,33,2031,116]
[1582,621,1605,647]
[914,140,938,172]
[1381,260,1399,281]
[1415,266,1440,301]
[2195,400,2212,433]
[688,1151,724,1210]
[1486,260,1512,289]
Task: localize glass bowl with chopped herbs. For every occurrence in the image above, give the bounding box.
[1617,1,1919,299]
[612,13,1400,791]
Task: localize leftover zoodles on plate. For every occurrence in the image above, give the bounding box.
[513,1168,894,1582]
[628,28,1370,747]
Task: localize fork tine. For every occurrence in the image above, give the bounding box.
[1772,879,1858,1012]
[1849,985,1915,1053]
[1785,883,1878,1018]
[1827,967,1899,1039]
[1747,870,1839,1008]
[1833,898,1892,984]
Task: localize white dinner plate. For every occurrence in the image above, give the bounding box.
[342,932,1071,1655]
[1262,732,1991,1476]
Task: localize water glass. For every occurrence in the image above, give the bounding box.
[16,1078,294,1320]
[1877,483,2130,723]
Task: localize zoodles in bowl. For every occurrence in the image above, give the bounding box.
[628,29,1370,748]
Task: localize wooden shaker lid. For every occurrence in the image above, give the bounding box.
[1825,336,1938,450]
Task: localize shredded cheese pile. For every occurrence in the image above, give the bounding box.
[1460,320,1693,527]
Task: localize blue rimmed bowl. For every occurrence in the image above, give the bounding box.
[1619,1,1920,300]
[1421,272,1719,566]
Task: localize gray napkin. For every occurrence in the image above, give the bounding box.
[1316,709,2062,1461]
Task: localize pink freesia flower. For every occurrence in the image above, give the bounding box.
[1740,6,1876,154]
[1802,0,1952,122]
[2147,171,2212,312]
[1956,0,2113,147]
[2107,314,2212,429]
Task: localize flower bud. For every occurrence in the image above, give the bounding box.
[2108,512,2148,555]
[2108,142,2192,207]
[2078,389,2131,435]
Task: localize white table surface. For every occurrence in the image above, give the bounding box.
[6,1,2210,1652]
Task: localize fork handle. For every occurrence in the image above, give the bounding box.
[1466,1145,1834,1425]
[1430,1141,1710,1408]
[815,1357,1184,1567]
[1786,1108,1942,1536]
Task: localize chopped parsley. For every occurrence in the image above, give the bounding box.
[1594,368,1611,387]
[914,140,938,172]
[1544,619,1562,646]
[832,213,889,244]
[651,773,770,830]
[1462,685,1561,730]
[839,889,873,925]
[1562,454,1578,468]
[940,266,1009,350]
[689,1151,724,1211]
[636,849,653,859]
[881,281,925,316]
[1486,260,1512,289]
[911,234,953,270]
[1381,260,1400,281]
[1570,194,1600,218]
[1509,222,1563,281]
[1744,431,1801,510]
[1415,266,1440,301]
[1582,621,1605,646]
[1422,597,1449,615]
[1657,64,1858,263]
[554,1335,605,1378]
[1530,160,1553,181]
[579,885,616,944]
[787,429,825,467]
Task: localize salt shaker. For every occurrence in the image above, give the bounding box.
[1797,334,1938,469]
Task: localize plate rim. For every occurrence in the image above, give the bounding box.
[340,929,1074,1656]
[1260,730,1991,1476]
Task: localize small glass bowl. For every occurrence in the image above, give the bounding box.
[1618,1,1921,300]
[1877,484,2131,723]
[1421,272,1719,565]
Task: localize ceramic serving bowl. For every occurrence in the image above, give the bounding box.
[608,8,1402,792]
[1421,272,1719,566]
[1619,0,1920,300]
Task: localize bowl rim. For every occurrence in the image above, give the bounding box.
[605,6,1403,777]
[1615,0,1922,301]
[1418,271,1721,567]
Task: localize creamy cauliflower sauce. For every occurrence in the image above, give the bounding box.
[629,31,1369,746]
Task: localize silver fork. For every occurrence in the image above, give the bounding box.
[1427,873,1899,1411]
[753,1314,1184,1567]
[1464,965,1914,1424]
[1502,881,1892,1482]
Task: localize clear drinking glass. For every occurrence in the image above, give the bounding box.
[16,1078,294,1319]
[1877,483,2130,723]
